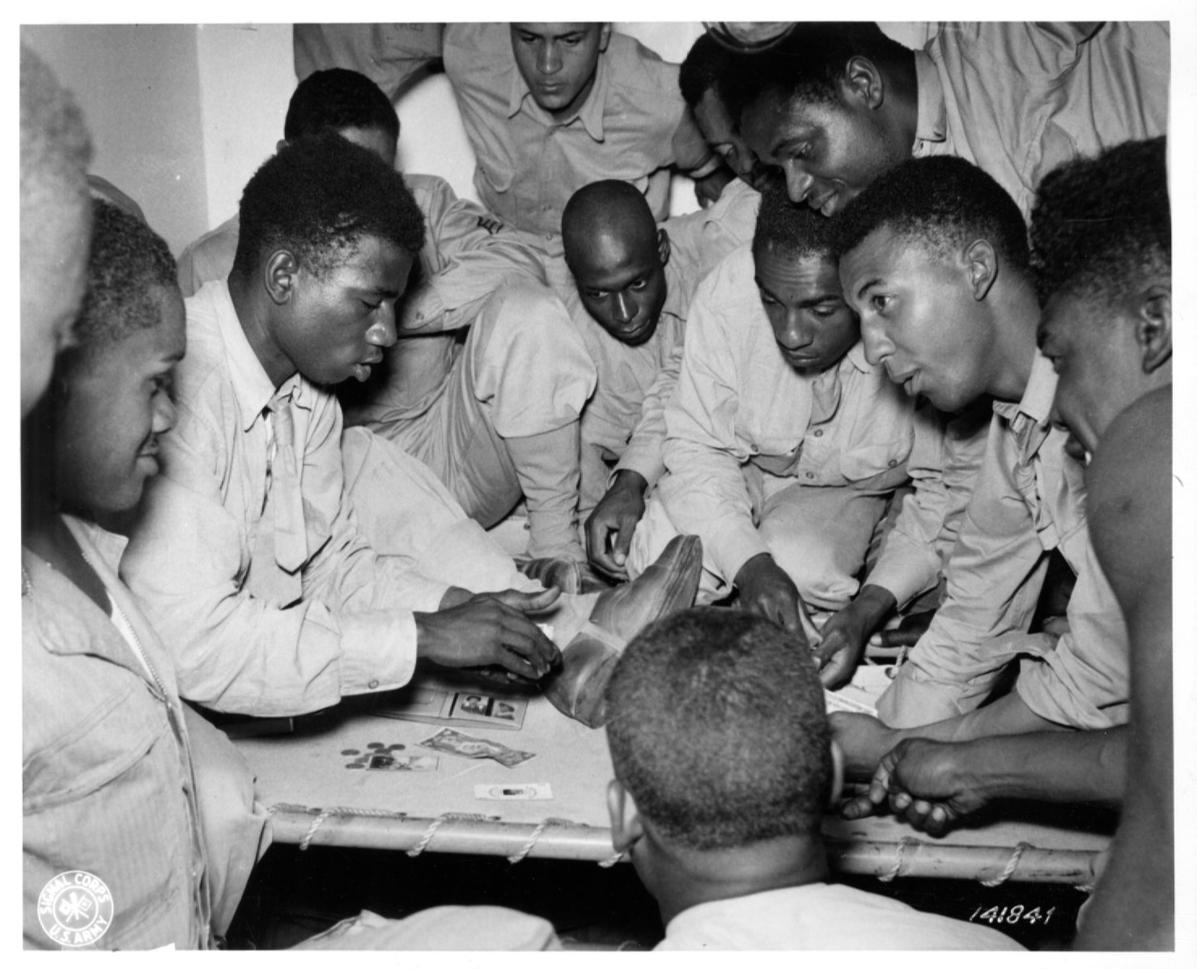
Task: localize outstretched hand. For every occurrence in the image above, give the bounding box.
[415,587,562,680]
[585,471,647,580]
[816,610,870,689]
[818,586,898,688]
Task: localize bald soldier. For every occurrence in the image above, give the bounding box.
[555,180,746,581]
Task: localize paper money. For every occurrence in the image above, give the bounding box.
[419,727,535,768]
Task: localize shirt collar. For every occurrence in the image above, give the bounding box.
[208,281,308,432]
[845,340,872,374]
[660,258,690,323]
[992,351,1058,427]
[912,47,947,151]
[506,51,608,142]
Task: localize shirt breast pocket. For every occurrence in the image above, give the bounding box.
[24,674,195,948]
[839,441,910,485]
[752,411,803,463]
[24,675,165,810]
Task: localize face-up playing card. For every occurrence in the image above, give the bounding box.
[419,728,535,768]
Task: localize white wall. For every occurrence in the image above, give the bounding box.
[21,24,210,255]
[194,24,296,232]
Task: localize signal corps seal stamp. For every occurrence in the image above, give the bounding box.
[37,870,113,947]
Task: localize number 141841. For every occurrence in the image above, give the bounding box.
[969,904,1056,926]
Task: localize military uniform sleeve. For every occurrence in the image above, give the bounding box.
[293,23,444,99]
[122,379,437,717]
[876,416,1053,727]
[660,273,766,584]
[865,404,989,610]
[401,176,547,334]
[615,338,683,490]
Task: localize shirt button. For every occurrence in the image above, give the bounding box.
[813,429,823,438]
[804,472,814,479]
[888,459,898,468]
[368,679,380,690]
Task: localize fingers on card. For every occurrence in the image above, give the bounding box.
[342,742,439,772]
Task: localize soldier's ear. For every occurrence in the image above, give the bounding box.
[264,249,300,306]
[842,55,885,111]
[963,239,998,302]
[1134,281,1171,374]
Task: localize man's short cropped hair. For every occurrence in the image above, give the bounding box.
[679,32,736,108]
[753,179,836,260]
[71,199,177,356]
[284,68,400,144]
[722,22,910,120]
[605,608,831,851]
[1030,137,1169,306]
[234,132,423,279]
[831,155,1030,273]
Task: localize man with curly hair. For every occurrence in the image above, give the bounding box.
[122,134,701,724]
[726,21,1167,220]
[1036,136,1172,951]
[603,608,1022,949]
[121,135,564,716]
[829,152,1162,841]
[837,140,1173,949]
[176,68,599,581]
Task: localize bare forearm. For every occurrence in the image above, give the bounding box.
[897,690,1060,745]
[948,726,1126,806]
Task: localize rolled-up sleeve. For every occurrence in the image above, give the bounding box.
[293,23,444,99]
[866,405,989,609]
[615,339,683,490]
[401,176,547,334]
[1015,520,1129,729]
[123,378,440,717]
[877,416,1050,727]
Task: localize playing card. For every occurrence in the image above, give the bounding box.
[473,783,553,800]
[419,728,535,768]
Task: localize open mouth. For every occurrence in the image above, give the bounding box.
[886,367,920,397]
[814,194,838,217]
